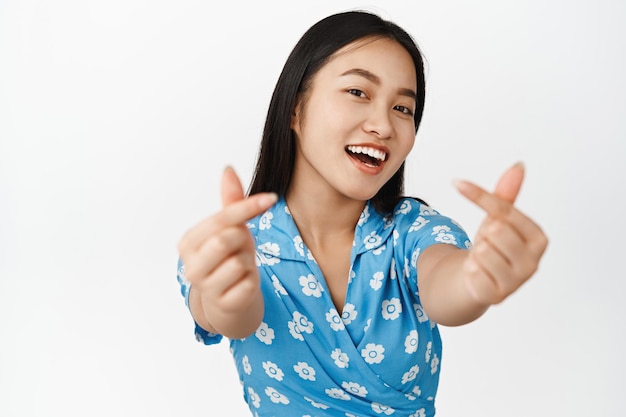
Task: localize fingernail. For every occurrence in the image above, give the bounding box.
[452,179,470,192]
[513,161,525,170]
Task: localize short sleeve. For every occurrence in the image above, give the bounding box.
[177,258,223,346]
[393,199,471,271]
[411,202,471,253]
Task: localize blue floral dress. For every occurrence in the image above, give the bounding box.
[177,197,470,417]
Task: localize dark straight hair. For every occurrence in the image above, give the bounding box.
[248,11,426,214]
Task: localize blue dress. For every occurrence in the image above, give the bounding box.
[177,197,470,417]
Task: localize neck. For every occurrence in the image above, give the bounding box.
[285,187,365,247]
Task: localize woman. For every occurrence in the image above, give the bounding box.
[177,11,547,416]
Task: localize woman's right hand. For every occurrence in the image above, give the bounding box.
[177,166,278,337]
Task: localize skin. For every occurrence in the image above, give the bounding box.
[177,37,548,338]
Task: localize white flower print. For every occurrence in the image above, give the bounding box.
[404,330,419,354]
[259,211,273,230]
[341,381,368,398]
[413,303,429,323]
[325,387,351,401]
[401,364,420,384]
[293,361,316,381]
[390,258,397,280]
[372,402,395,415]
[372,243,386,256]
[326,308,345,331]
[293,235,305,257]
[361,343,385,364]
[393,229,400,247]
[248,387,261,408]
[409,216,429,232]
[412,386,422,397]
[431,354,440,374]
[341,303,358,325]
[432,225,457,245]
[403,257,411,278]
[465,239,472,249]
[271,275,287,297]
[348,269,355,284]
[358,204,370,226]
[410,248,420,268]
[293,311,314,334]
[262,361,284,381]
[364,318,371,333]
[265,387,289,404]
[383,216,394,229]
[288,319,304,341]
[255,322,275,345]
[425,341,432,363]
[256,242,281,265]
[419,205,437,216]
[363,231,382,250]
[409,409,426,417]
[331,348,350,369]
[370,271,384,291]
[242,355,252,375]
[304,396,330,409]
[382,298,402,320]
[395,200,412,215]
[299,274,324,298]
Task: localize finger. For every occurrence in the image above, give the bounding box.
[471,240,517,301]
[198,251,259,305]
[479,219,526,265]
[221,166,245,207]
[180,192,277,251]
[185,226,253,282]
[493,162,525,204]
[463,255,500,306]
[455,180,547,256]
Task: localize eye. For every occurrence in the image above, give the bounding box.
[347,88,367,98]
[394,105,414,117]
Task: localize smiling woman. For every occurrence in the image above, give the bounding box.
[176,10,547,417]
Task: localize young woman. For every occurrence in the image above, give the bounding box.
[177,11,547,417]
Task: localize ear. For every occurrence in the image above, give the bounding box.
[290,95,303,136]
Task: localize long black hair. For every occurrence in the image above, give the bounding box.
[248,11,426,214]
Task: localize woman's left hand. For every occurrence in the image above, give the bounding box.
[454,162,549,306]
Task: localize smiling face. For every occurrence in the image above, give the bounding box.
[289,36,418,204]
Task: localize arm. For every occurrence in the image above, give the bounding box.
[417,163,548,327]
[178,167,277,339]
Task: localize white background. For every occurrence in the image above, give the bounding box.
[1,1,624,416]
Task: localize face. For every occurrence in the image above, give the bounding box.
[290,37,417,203]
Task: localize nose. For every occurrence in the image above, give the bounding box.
[362,103,393,139]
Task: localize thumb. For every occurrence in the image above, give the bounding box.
[221,166,245,207]
[493,161,525,204]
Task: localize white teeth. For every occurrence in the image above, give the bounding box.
[347,145,387,161]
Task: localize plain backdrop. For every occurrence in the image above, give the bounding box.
[1,1,624,416]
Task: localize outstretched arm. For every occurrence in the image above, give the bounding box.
[417,163,548,326]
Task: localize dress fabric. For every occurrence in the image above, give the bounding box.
[177,197,470,417]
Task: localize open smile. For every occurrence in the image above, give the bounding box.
[345,145,388,168]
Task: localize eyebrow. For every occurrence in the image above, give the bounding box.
[340,68,417,100]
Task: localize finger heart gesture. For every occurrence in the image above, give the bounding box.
[455,163,548,306]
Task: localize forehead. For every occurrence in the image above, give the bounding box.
[318,37,417,87]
